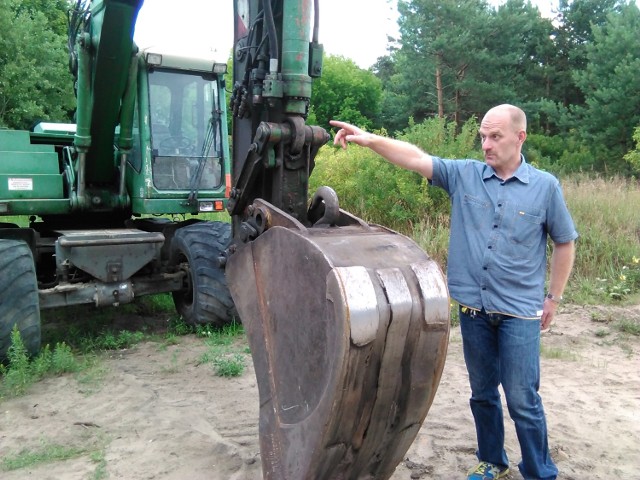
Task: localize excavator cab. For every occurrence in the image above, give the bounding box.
[126,51,232,215]
[147,68,222,189]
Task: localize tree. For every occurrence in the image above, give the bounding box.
[552,0,622,107]
[0,0,75,129]
[572,2,640,161]
[310,55,382,132]
[13,0,70,36]
[396,0,493,124]
[394,0,557,128]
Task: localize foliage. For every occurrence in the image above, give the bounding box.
[311,116,478,232]
[552,0,623,108]
[604,256,640,301]
[1,442,90,471]
[571,2,640,163]
[212,353,245,377]
[310,54,382,131]
[0,0,75,128]
[12,0,70,36]
[615,317,640,336]
[197,320,246,377]
[0,327,80,398]
[552,175,640,303]
[623,126,640,175]
[87,330,146,351]
[393,0,557,127]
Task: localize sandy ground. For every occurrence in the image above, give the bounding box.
[1,303,639,480]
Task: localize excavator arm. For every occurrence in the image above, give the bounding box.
[69,0,142,210]
[227,1,451,478]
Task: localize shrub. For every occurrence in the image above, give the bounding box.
[311,117,479,233]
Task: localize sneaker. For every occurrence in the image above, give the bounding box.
[467,461,510,479]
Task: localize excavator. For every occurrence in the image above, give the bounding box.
[0,0,450,478]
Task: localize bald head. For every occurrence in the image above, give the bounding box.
[483,104,527,134]
[478,104,527,178]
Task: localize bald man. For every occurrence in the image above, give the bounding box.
[331,105,577,480]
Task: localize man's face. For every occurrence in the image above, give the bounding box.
[478,110,524,176]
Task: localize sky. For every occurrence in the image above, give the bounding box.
[134,0,558,70]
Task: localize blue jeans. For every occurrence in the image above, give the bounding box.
[460,307,558,480]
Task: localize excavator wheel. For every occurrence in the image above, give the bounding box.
[226,207,450,480]
[0,239,41,363]
[170,221,236,327]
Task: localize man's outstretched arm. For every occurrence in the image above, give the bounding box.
[330,120,435,180]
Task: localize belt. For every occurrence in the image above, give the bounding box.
[460,305,480,316]
[460,306,515,321]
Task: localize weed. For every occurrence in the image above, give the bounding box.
[449,301,460,327]
[75,357,108,395]
[84,330,145,351]
[614,318,640,336]
[594,328,610,338]
[590,311,613,323]
[168,316,193,336]
[0,327,32,396]
[540,345,579,361]
[195,321,247,377]
[1,442,88,471]
[1,329,83,399]
[213,353,245,377]
[90,450,108,480]
[161,351,181,374]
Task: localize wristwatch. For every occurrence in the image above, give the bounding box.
[545,293,562,303]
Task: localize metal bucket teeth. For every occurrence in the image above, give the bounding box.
[226,224,450,480]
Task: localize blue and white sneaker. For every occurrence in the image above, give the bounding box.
[467,461,510,479]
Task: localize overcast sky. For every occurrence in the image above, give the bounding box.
[134,0,400,68]
[134,0,558,69]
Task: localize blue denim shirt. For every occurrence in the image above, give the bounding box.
[431,156,578,318]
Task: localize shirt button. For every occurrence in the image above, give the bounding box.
[493,224,498,228]
[482,287,487,290]
[498,203,503,207]
[483,266,488,270]
[488,246,492,249]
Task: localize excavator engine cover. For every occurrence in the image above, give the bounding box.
[226,201,450,480]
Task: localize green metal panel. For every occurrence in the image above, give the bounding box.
[131,197,226,215]
[0,151,60,174]
[0,199,70,216]
[0,130,54,152]
[0,174,64,199]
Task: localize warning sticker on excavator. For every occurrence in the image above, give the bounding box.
[8,178,33,191]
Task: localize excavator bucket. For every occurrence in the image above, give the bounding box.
[226,200,450,480]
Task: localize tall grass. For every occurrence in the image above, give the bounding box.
[561,175,640,303]
[562,175,639,278]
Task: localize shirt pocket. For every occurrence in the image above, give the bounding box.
[509,206,544,252]
[462,194,490,230]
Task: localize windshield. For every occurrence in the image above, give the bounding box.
[148,69,223,190]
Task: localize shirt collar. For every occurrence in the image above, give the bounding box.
[482,154,530,184]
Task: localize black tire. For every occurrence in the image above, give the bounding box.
[0,239,41,363]
[170,221,236,326]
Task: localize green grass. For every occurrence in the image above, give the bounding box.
[0,436,109,478]
[561,175,640,304]
[197,320,247,377]
[615,318,640,336]
[540,345,579,361]
[1,443,89,471]
[0,327,82,398]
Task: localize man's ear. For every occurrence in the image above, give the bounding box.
[518,130,527,145]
